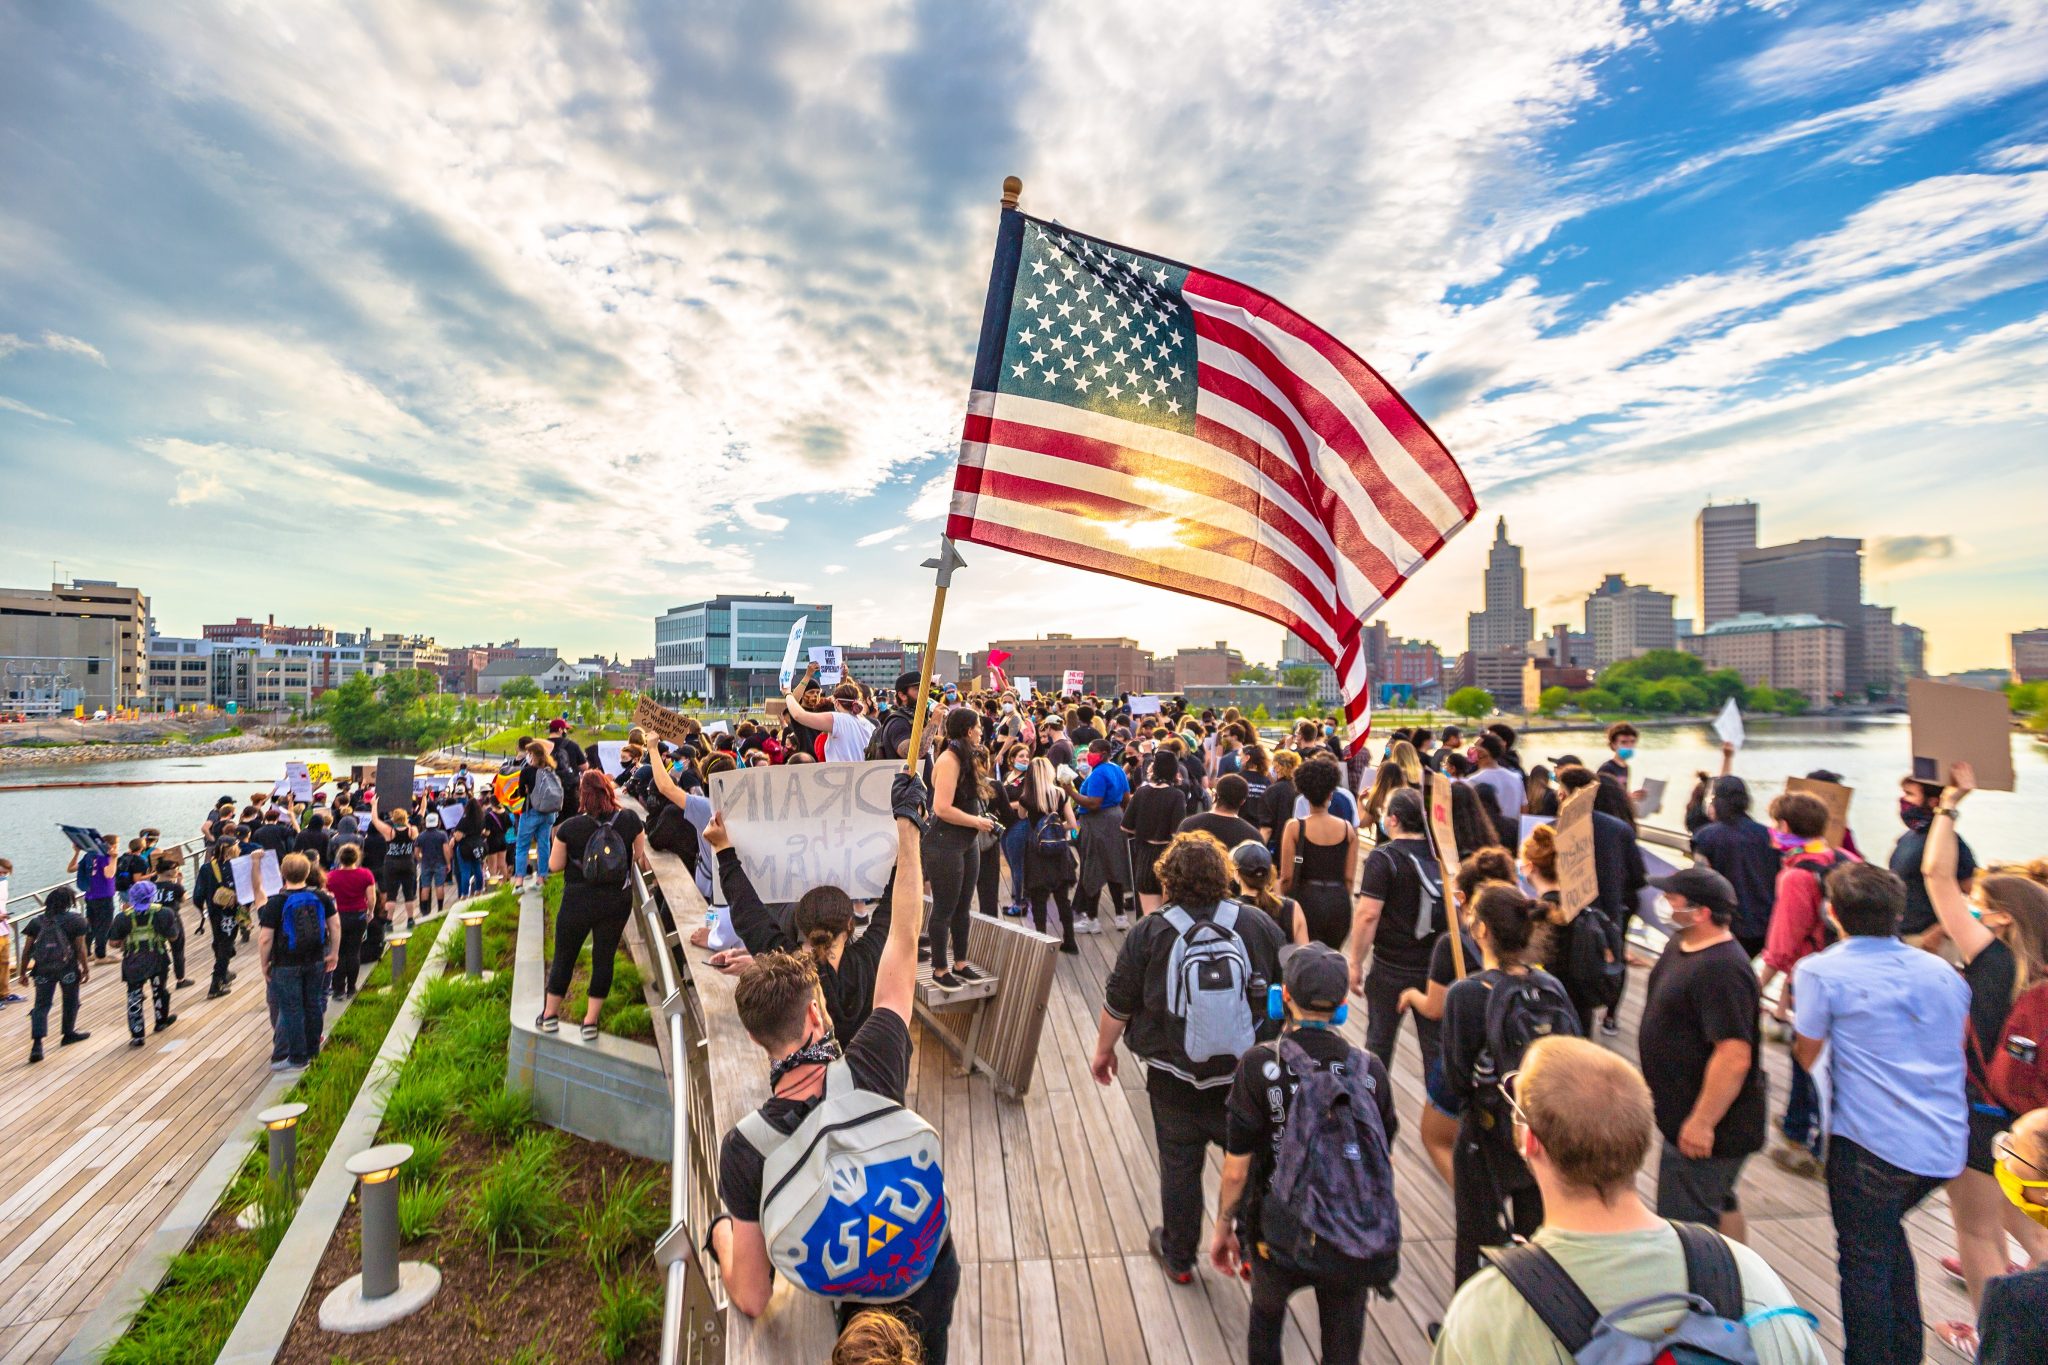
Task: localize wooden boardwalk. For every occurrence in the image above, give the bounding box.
[894,912,1978,1365]
[0,935,278,1365]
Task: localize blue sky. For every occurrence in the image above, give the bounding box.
[2,0,2044,672]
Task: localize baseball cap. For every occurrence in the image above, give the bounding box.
[1647,865,1736,917]
[1229,841,1273,876]
[1279,943,1349,1013]
[1547,754,1583,768]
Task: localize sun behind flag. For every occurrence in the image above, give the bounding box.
[947,203,1476,750]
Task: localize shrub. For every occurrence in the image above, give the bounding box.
[591,1271,661,1361]
[468,1084,535,1143]
[398,1177,453,1243]
[467,1132,569,1258]
[574,1169,666,1273]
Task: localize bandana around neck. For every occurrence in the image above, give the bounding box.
[768,1032,842,1091]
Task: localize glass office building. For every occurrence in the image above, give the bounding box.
[653,594,833,703]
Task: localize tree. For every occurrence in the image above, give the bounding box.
[1446,686,1494,721]
[1281,665,1323,696]
[1578,687,1620,714]
[1233,664,1274,685]
[498,675,541,702]
[1537,685,1572,716]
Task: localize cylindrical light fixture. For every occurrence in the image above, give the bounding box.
[319,1142,441,1332]
[261,1102,309,1192]
[387,930,411,982]
[460,909,488,978]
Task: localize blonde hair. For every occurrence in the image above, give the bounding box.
[833,1311,922,1365]
[1519,1035,1655,1199]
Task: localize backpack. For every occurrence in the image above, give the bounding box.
[1027,805,1078,888]
[1261,1036,1401,1284]
[29,911,76,977]
[1162,902,1259,1065]
[1474,971,1583,1118]
[279,888,329,956]
[580,814,633,889]
[647,802,701,869]
[1970,979,2048,1117]
[1558,904,1626,1010]
[1787,849,1852,954]
[122,909,167,983]
[735,1061,949,1302]
[530,765,564,814]
[1487,1221,1784,1365]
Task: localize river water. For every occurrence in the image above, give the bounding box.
[3,717,2043,897]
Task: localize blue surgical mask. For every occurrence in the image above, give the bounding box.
[1618,747,1635,760]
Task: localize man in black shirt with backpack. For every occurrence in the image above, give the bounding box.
[1214,943,1400,1365]
[18,887,92,1062]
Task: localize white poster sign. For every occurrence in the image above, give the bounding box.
[594,740,626,775]
[710,760,899,903]
[258,850,283,900]
[283,761,313,803]
[808,645,845,686]
[778,615,809,692]
[1634,776,1667,819]
[230,854,256,905]
[438,801,468,832]
[1062,669,1085,696]
[1128,695,1163,716]
[1713,698,1745,750]
[1016,677,1034,700]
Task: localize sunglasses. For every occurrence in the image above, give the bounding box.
[1994,1130,2048,1181]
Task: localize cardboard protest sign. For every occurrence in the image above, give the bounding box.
[1908,677,2015,791]
[1634,777,1666,820]
[633,697,693,747]
[1554,783,1600,917]
[1785,776,1854,849]
[778,616,808,692]
[283,761,313,803]
[808,645,844,685]
[1422,772,1467,977]
[709,760,899,902]
[1062,670,1085,696]
[765,698,788,719]
[1713,698,1745,750]
[1128,695,1163,716]
[374,758,415,821]
[60,825,107,855]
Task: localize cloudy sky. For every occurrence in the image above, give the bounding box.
[3,0,2044,673]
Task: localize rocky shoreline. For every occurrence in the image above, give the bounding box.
[0,733,280,770]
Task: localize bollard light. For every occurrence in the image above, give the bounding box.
[387,930,411,982]
[460,909,489,979]
[318,1142,441,1332]
[262,1102,309,1192]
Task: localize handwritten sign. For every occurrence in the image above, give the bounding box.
[808,645,845,686]
[594,740,626,775]
[283,761,313,803]
[778,616,808,692]
[633,697,693,747]
[1554,783,1600,917]
[1062,670,1085,696]
[709,760,899,902]
[307,762,333,787]
[230,854,256,904]
[1785,776,1854,849]
[1128,695,1163,716]
[1908,677,2015,791]
[438,801,468,833]
[1634,776,1666,820]
[1713,698,1745,751]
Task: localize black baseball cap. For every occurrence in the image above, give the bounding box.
[1648,865,1736,917]
[1279,943,1349,1013]
[1548,754,1583,767]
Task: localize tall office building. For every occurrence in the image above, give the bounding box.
[1738,537,1864,697]
[1695,502,1758,628]
[653,594,833,702]
[0,579,151,712]
[1584,573,1676,670]
[1467,517,1535,655]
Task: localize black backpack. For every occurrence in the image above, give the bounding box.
[580,814,633,889]
[28,911,77,977]
[1475,971,1583,1117]
[1559,905,1626,1010]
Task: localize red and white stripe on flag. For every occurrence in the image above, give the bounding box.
[947,214,1476,752]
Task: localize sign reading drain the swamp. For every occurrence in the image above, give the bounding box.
[709,760,900,903]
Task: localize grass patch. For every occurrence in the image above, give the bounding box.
[466,1131,570,1260]
[591,1270,661,1362]
[399,1177,454,1243]
[574,1169,666,1274]
[468,1084,535,1143]
[111,900,464,1364]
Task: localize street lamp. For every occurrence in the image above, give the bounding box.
[317,1143,440,1332]
[235,1101,309,1230]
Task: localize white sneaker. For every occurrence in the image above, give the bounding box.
[1113,913,1130,930]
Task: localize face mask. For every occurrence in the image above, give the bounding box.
[1086,752,1104,768]
[1770,829,1807,852]
[1617,747,1635,761]
[1013,761,1029,773]
[1899,797,1934,832]
[1994,1157,2048,1230]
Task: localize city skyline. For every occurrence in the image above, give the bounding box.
[6,2,2047,675]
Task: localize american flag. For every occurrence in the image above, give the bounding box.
[948,213,1477,751]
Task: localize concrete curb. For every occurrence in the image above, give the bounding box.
[213,905,470,1365]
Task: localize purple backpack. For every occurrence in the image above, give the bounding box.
[1261,1034,1400,1283]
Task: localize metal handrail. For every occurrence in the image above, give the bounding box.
[631,862,727,1365]
[5,835,209,932]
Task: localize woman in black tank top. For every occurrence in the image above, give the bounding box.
[925,708,994,990]
[1279,757,1358,951]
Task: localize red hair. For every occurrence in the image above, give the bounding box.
[579,768,620,817]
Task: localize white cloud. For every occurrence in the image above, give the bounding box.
[38,332,106,366]
[856,525,909,548]
[0,395,69,423]
[823,564,846,574]
[734,503,790,533]
[1988,141,2048,168]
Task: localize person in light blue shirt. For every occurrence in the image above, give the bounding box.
[1792,859,1968,1365]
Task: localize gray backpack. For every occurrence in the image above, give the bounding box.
[1261,1035,1400,1282]
[735,1060,949,1303]
[1162,902,1256,1064]
[531,765,564,814]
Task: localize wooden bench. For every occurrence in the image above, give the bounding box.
[912,913,1060,1097]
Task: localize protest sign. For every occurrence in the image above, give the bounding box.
[1517,814,1554,848]
[1908,677,2015,791]
[1128,695,1163,716]
[765,698,788,719]
[230,854,256,904]
[1062,669,1085,696]
[633,696,692,747]
[594,740,626,775]
[1633,776,1666,820]
[257,850,283,899]
[808,645,845,685]
[1554,783,1600,916]
[374,758,415,821]
[438,801,468,832]
[307,762,333,787]
[1638,846,1681,938]
[283,761,313,803]
[413,774,452,797]
[1785,776,1854,849]
[704,720,731,736]
[709,759,899,902]
[59,825,106,855]
[1016,677,1035,700]
[272,776,293,798]
[1713,698,1745,750]
[778,616,808,692]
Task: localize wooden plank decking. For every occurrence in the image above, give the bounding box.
[0,934,285,1364]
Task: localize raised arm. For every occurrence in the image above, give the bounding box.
[870,775,928,1022]
[1923,761,1992,962]
[702,815,792,956]
[779,664,833,731]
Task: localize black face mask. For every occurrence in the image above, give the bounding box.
[1899,797,1935,832]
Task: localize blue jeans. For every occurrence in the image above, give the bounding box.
[270,961,328,1063]
[1826,1135,1945,1365]
[1782,1056,1820,1155]
[514,811,556,880]
[454,846,484,896]
[1001,820,1031,905]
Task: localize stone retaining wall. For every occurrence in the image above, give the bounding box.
[0,733,279,769]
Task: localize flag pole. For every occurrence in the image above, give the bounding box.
[903,175,1021,773]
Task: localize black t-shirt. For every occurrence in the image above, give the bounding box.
[1123,784,1188,843]
[717,1008,912,1223]
[1260,779,1296,837]
[382,825,417,869]
[554,809,646,915]
[1964,939,2018,1109]
[1103,900,1287,1087]
[875,710,914,762]
[23,909,91,973]
[259,889,337,966]
[1357,837,1443,975]
[294,827,331,868]
[1981,1264,2048,1364]
[1071,723,1102,748]
[1429,930,1481,988]
[1224,1028,1398,1233]
[1638,935,1766,1158]
[1178,811,1262,851]
[1892,826,1977,936]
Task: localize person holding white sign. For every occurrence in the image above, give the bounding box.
[782,662,875,761]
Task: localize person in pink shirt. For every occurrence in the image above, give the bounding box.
[1758,791,1856,1177]
[324,843,379,999]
